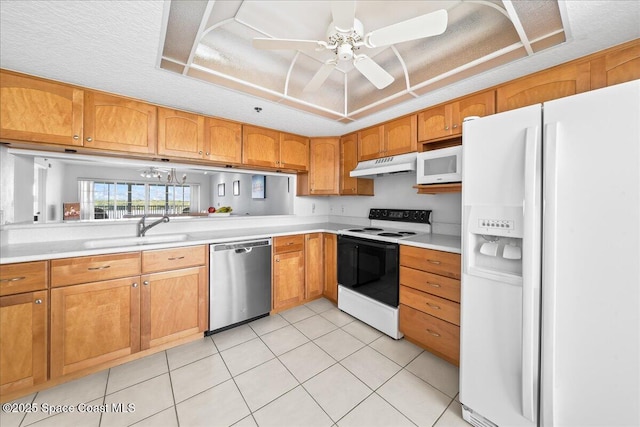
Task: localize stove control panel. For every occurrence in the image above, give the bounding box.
[368,209,431,224]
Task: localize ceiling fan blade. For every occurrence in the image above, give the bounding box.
[331,1,356,31]
[366,9,448,47]
[253,38,325,51]
[353,55,394,89]
[304,62,337,92]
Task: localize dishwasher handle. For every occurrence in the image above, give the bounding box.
[212,238,272,252]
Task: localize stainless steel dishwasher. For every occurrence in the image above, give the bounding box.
[208,238,272,333]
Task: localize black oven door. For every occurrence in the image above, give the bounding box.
[337,235,399,307]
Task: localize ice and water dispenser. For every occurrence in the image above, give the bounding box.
[463,205,523,283]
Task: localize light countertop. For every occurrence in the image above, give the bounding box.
[0,222,460,264]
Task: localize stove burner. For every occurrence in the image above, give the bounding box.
[399,231,416,235]
[348,228,365,232]
[378,232,403,237]
[364,227,384,231]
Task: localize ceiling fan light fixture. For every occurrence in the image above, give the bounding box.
[337,43,354,61]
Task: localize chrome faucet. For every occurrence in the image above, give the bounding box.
[137,215,170,237]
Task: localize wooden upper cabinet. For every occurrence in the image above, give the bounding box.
[83,91,157,154]
[418,91,495,142]
[0,71,83,146]
[590,40,640,89]
[385,115,417,156]
[242,125,280,168]
[358,126,384,161]
[280,133,309,171]
[340,133,373,196]
[496,62,591,113]
[157,107,205,160]
[309,137,340,195]
[205,117,242,165]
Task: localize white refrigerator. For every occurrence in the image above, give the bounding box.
[460,80,639,427]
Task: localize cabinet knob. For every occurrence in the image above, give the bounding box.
[86,137,93,142]
[199,150,203,155]
[34,299,42,305]
[73,135,80,140]
[276,258,280,262]
[453,124,458,129]
[143,281,149,286]
[206,152,210,156]
[444,126,449,130]
[132,283,138,288]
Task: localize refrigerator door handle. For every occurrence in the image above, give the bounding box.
[541,122,560,427]
[522,125,541,422]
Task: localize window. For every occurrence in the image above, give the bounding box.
[79,179,199,220]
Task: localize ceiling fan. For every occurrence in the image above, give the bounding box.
[252,1,448,92]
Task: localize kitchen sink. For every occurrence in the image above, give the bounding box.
[83,233,190,249]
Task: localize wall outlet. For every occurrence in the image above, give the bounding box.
[312,203,316,214]
[341,205,345,214]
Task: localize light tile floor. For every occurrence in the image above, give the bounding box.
[2,298,469,427]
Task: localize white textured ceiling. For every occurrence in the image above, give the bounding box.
[0,1,639,137]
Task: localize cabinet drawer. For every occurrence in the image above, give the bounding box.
[400,246,461,279]
[400,266,460,303]
[400,304,459,366]
[0,261,48,296]
[400,285,460,326]
[142,245,206,274]
[274,235,304,254]
[51,253,141,287]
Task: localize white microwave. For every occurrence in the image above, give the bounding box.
[416,145,462,184]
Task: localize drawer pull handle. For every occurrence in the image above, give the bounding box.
[0,276,26,282]
[426,282,441,288]
[168,256,185,261]
[287,242,294,245]
[426,302,441,310]
[426,329,441,337]
[87,265,111,271]
[427,259,441,265]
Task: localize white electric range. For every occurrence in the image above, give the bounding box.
[337,208,432,339]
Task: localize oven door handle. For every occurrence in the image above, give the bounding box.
[344,237,398,251]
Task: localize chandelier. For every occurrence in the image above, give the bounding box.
[140,167,186,184]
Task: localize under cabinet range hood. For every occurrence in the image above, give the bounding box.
[350,152,417,177]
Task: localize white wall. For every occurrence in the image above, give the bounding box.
[210,172,294,216]
[327,173,462,235]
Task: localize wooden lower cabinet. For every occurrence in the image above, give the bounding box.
[141,266,208,350]
[399,245,461,366]
[50,277,141,378]
[272,250,305,311]
[0,291,48,395]
[322,233,338,303]
[305,233,324,300]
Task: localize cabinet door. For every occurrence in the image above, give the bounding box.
[305,233,324,300]
[358,126,384,161]
[590,41,640,89]
[50,277,141,378]
[141,266,207,350]
[309,137,339,195]
[384,115,417,156]
[323,234,338,303]
[83,91,157,154]
[157,107,205,160]
[0,290,47,395]
[242,125,280,168]
[451,91,495,134]
[0,71,83,146]
[280,133,309,171]
[496,62,591,112]
[205,117,242,164]
[273,251,305,311]
[340,133,374,196]
[417,104,452,141]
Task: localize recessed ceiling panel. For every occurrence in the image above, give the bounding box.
[159,0,568,121]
